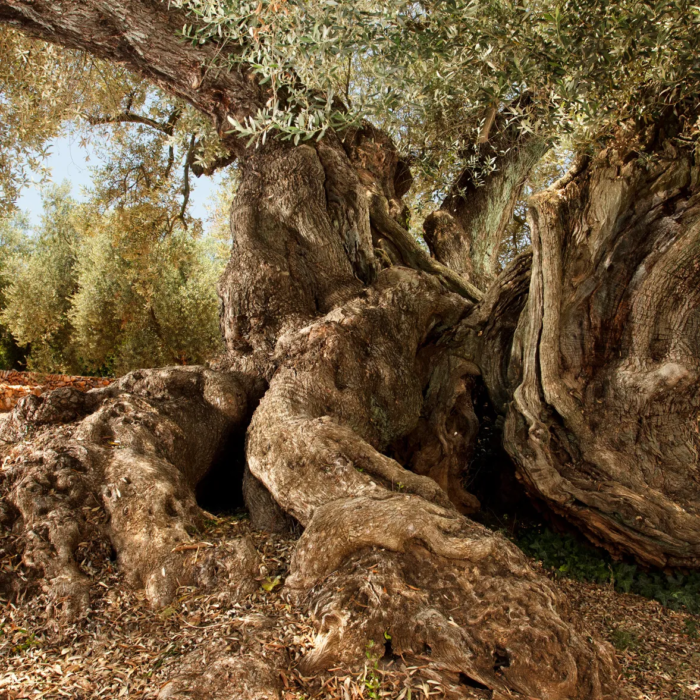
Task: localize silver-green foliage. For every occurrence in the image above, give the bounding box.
[0,184,225,376]
[173,0,700,158]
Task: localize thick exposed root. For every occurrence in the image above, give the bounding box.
[504,145,700,568]
[247,268,470,524]
[289,495,618,699]
[246,268,622,698]
[0,366,259,614]
[242,464,297,533]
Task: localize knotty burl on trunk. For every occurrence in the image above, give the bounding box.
[0,2,698,698]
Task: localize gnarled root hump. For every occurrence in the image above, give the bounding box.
[288,494,619,700]
[246,267,471,524]
[504,145,700,568]
[0,366,260,614]
[246,268,621,698]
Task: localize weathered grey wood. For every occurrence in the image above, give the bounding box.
[505,145,700,568]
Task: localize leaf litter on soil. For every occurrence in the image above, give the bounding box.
[1,515,698,699]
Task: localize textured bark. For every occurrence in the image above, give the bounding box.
[381,252,532,514]
[391,355,482,514]
[424,120,548,290]
[450,251,534,413]
[288,495,617,698]
[246,267,470,525]
[0,367,260,615]
[244,265,619,698]
[217,138,376,378]
[504,142,700,567]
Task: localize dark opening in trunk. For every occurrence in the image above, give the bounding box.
[467,378,539,531]
[195,429,247,515]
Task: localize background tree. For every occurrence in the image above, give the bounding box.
[1,183,81,372]
[0,213,28,369]
[0,181,226,375]
[0,26,233,375]
[69,206,224,374]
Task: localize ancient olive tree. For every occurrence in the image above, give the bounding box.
[0,0,698,698]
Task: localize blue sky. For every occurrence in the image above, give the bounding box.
[16,135,220,227]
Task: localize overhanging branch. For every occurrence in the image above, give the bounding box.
[0,0,263,158]
[86,106,182,136]
[178,133,196,226]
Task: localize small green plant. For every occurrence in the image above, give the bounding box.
[684,618,698,639]
[516,526,700,614]
[610,627,638,651]
[261,575,282,592]
[9,627,39,654]
[364,640,381,699]
[364,672,380,699]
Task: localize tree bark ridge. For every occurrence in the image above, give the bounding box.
[505,142,700,567]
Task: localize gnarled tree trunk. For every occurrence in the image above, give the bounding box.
[4,2,697,698]
[0,128,621,698]
[214,127,620,697]
[504,140,700,568]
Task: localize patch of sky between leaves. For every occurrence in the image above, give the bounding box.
[16,135,221,227]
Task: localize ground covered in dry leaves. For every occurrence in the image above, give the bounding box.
[1,513,698,700]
